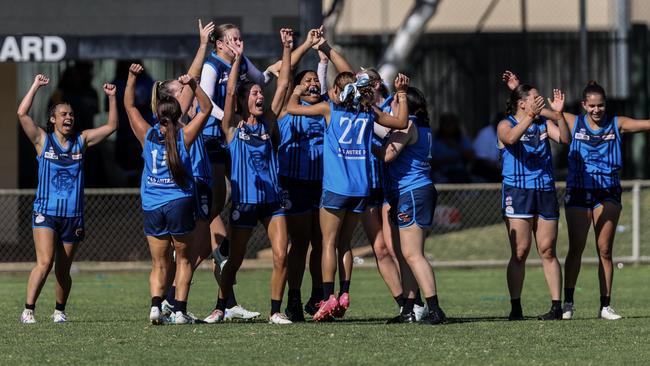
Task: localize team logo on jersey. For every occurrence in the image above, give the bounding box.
[505,196,513,206]
[505,206,514,215]
[34,213,45,224]
[307,120,324,139]
[231,209,240,221]
[248,151,268,172]
[51,170,75,194]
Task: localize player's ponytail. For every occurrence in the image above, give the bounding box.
[156,98,189,189]
[505,84,535,116]
[151,80,177,116]
[336,72,374,112]
[582,80,606,101]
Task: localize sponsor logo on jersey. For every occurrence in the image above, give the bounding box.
[147,176,175,185]
[337,148,367,160]
[574,132,590,141]
[44,147,58,159]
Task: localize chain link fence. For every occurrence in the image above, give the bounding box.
[2,181,649,265]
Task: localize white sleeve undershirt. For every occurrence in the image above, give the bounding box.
[199,64,224,120]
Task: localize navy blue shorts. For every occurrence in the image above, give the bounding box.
[32,212,84,244]
[230,202,286,228]
[502,185,559,220]
[564,186,622,209]
[320,190,367,213]
[367,188,387,208]
[143,197,196,236]
[203,135,230,167]
[279,176,322,215]
[388,184,437,229]
[194,179,213,220]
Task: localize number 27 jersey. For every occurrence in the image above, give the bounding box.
[323,102,375,196]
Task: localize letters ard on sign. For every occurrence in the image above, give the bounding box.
[0,36,66,62]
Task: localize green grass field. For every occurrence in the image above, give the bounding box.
[2,266,650,365]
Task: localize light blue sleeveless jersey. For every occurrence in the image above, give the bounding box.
[34,133,85,217]
[277,100,325,181]
[385,117,433,195]
[500,115,555,190]
[229,121,280,204]
[141,126,194,210]
[567,115,621,189]
[323,102,375,196]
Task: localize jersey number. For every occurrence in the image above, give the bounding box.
[151,149,167,174]
[338,117,369,145]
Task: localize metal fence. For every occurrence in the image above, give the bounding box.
[2,181,649,264]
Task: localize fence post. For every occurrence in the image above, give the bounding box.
[632,181,641,263]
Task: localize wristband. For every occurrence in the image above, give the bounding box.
[318,42,332,59]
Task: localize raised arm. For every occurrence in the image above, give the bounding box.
[317,50,329,94]
[545,88,570,144]
[272,28,294,118]
[181,75,212,149]
[265,27,322,78]
[176,19,215,114]
[17,74,47,153]
[503,69,577,130]
[82,83,118,147]
[383,121,415,163]
[222,37,244,143]
[618,116,650,133]
[124,64,151,146]
[497,96,545,146]
[374,74,409,129]
[317,28,352,74]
